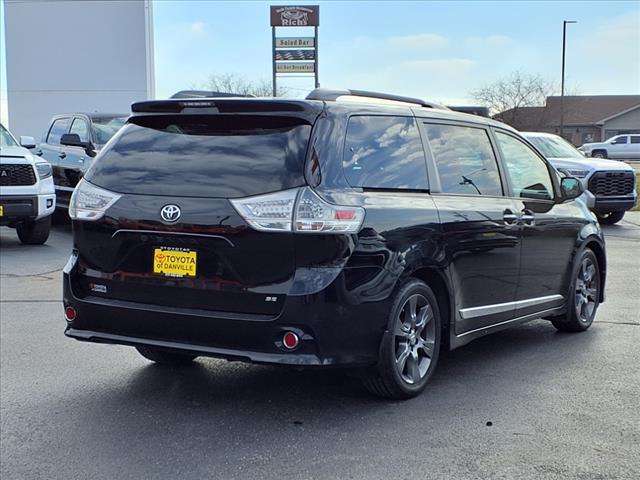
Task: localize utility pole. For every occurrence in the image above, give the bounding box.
[560,20,577,140]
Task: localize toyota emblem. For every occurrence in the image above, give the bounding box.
[160,204,181,223]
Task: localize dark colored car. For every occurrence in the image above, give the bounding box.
[63,89,606,399]
[35,113,127,209]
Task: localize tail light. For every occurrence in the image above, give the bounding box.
[69,179,122,221]
[230,187,365,234]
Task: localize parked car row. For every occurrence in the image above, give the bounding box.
[61,89,607,399]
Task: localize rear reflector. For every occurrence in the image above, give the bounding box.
[64,306,77,321]
[282,332,299,350]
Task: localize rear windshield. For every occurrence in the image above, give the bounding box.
[86,115,311,198]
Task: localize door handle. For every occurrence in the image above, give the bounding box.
[521,209,535,226]
[503,209,519,225]
[58,152,67,159]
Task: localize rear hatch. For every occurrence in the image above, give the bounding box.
[74,100,321,316]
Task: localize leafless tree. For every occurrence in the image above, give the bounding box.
[200,73,288,97]
[470,71,556,127]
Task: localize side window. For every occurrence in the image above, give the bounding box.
[612,135,628,144]
[46,118,71,145]
[343,116,428,190]
[495,131,554,201]
[423,123,502,196]
[630,136,640,144]
[69,118,90,143]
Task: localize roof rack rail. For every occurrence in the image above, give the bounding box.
[305,88,449,110]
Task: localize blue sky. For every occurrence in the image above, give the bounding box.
[1,0,639,123]
[153,0,640,103]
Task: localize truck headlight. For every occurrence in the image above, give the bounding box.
[35,162,52,179]
[558,168,589,178]
[69,179,121,221]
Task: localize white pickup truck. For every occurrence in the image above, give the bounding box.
[0,124,56,244]
[578,134,640,159]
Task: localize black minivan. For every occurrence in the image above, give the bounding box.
[63,89,606,399]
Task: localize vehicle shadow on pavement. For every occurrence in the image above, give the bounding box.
[70,319,600,416]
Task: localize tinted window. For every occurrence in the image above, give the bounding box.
[630,136,640,144]
[612,136,628,144]
[86,115,311,198]
[0,124,18,148]
[93,116,127,145]
[424,124,502,196]
[69,118,90,143]
[343,116,428,190]
[47,118,71,145]
[495,131,554,201]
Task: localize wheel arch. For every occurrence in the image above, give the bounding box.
[405,266,453,351]
[584,238,606,303]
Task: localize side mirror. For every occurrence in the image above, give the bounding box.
[560,177,584,202]
[19,136,36,149]
[60,133,92,150]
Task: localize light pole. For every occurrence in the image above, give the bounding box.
[560,20,577,140]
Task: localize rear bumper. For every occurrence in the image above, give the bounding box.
[62,257,392,367]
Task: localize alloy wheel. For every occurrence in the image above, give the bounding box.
[393,294,436,384]
[575,257,599,323]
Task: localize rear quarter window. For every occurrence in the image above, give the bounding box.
[85,115,311,198]
[343,115,428,190]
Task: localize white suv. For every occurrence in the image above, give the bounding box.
[579,134,640,159]
[0,124,56,244]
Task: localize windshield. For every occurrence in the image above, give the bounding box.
[526,135,584,159]
[92,116,127,145]
[0,124,19,148]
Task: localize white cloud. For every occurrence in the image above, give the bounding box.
[387,33,449,49]
[335,58,477,105]
[465,34,513,48]
[571,10,640,93]
[188,22,209,37]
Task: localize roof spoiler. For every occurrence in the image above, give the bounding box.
[306,88,450,110]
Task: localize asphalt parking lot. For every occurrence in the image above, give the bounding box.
[1,215,639,480]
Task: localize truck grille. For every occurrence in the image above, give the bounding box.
[588,171,635,197]
[0,164,37,186]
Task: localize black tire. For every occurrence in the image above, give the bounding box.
[596,211,625,225]
[362,278,441,399]
[16,216,51,245]
[551,248,601,333]
[136,346,198,365]
[591,149,607,159]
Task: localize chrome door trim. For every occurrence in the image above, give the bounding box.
[459,294,564,320]
[456,306,562,339]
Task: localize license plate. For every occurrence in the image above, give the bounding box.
[153,247,197,278]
